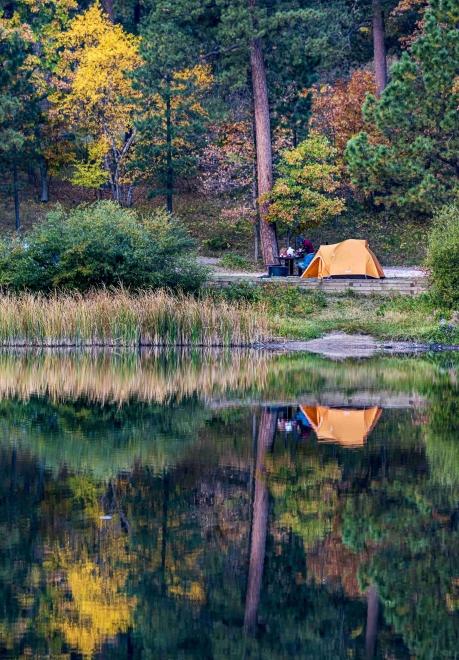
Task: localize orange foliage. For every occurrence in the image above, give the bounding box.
[199,120,254,197]
[392,0,428,14]
[311,70,377,157]
[391,0,429,46]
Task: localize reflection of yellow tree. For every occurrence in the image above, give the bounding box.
[44,516,136,657]
[267,446,341,549]
[168,549,205,604]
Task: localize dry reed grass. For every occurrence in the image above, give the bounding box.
[0,290,271,347]
[0,350,270,404]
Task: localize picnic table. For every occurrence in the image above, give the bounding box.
[279,256,297,276]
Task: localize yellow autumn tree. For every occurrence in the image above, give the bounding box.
[265,132,345,232]
[51,1,141,204]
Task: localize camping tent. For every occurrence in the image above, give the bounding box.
[301,239,385,279]
[299,406,382,447]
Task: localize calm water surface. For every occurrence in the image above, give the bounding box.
[0,350,457,659]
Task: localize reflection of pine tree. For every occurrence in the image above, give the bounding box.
[341,402,459,659]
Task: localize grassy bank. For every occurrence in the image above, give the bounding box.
[0,286,457,349]
[268,291,459,345]
[0,290,269,347]
[212,285,459,345]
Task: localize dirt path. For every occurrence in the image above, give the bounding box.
[198,257,426,280]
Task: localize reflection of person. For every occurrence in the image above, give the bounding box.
[295,408,312,438]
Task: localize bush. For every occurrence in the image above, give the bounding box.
[0,201,207,293]
[201,214,253,254]
[425,204,459,308]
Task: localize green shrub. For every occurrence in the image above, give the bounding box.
[201,215,253,254]
[203,235,231,251]
[260,286,327,316]
[0,201,207,293]
[425,204,459,308]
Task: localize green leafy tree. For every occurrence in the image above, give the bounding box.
[0,2,83,204]
[266,133,345,232]
[346,0,459,220]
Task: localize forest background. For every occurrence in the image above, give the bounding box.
[0,0,457,267]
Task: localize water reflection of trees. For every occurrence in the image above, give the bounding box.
[0,354,457,658]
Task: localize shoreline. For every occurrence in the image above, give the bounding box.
[267,332,459,359]
[0,332,457,359]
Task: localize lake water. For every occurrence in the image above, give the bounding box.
[0,350,457,659]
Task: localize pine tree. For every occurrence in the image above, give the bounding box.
[133,16,212,213]
[345,0,459,220]
[0,17,41,229]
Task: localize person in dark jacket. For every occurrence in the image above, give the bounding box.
[297,239,315,274]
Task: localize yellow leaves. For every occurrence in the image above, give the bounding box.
[52,3,140,138]
[167,548,206,604]
[70,139,110,189]
[47,521,136,658]
[169,580,206,603]
[266,132,345,229]
[174,64,213,91]
[57,1,116,51]
[51,2,141,188]
[56,558,135,657]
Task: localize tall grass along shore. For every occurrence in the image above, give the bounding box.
[0,290,270,347]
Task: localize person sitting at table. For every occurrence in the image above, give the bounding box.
[296,239,315,275]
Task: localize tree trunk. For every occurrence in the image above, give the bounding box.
[133,0,142,27]
[365,585,379,659]
[372,0,387,96]
[249,1,279,266]
[102,0,115,22]
[39,156,49,203]
[244,407,277,633]
[13,162,20,231]
[161,471,169,596]
[166,85,173,214]
[252,160,260,262]
[125,184,134,208]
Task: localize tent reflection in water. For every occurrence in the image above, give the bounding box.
[301,239,385,279]
[300,406,383,448]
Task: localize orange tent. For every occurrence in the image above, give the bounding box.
[299,406,382,448]
[301,239,385,279]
